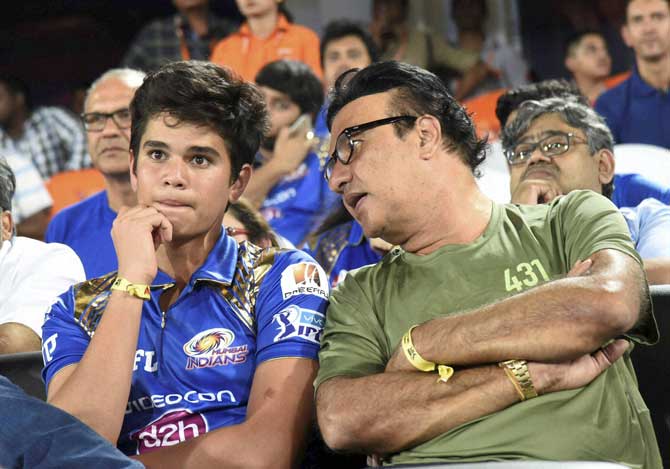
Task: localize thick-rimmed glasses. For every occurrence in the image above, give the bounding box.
[504,132,588,165]
[81,108,132,132]
[324,115,417,181]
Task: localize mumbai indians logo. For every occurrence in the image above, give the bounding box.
[273,305,325,344]
[183,328,249,370]
[280,262,329,300]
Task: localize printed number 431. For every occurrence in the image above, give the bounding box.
[504,259,550,292]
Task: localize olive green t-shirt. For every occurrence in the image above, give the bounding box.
[315,190,660,468]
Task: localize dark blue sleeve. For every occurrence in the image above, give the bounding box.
[612,173,670,208]
[41,289,91,390]
[255,249,329,364]
[45,212,66,244]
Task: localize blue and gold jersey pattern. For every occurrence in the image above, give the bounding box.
[41,232,329,456]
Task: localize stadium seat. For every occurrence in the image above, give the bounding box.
[0,351,45,400]
[462,88,507,141]
[632,284,670,467]
[46,168,105,218]
[613,144,670,187]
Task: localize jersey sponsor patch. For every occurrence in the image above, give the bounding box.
[280,262,329,300]
[273,305,325,344]
[129,409,208,454]
[183,328,249,370]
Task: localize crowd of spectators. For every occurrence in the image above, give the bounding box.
[0,0,669,467]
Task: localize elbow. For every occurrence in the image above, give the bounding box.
[593,278,641,336]
[317,401,355,452]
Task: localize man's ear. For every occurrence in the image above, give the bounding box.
[129,149,138,192]
[1,210,14,241]
[597,148,616,185]
[229,164,253,202]
[415,115,442,159]
[565,55,576,74]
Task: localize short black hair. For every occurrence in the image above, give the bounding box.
[327,61,487,173]
[320,20,380,68]
[564,30,605,58]
[0,75,32,110]
[495,79,588,127]
[0,156,16,213]
[129,61,268,180]
[255,60,324,119]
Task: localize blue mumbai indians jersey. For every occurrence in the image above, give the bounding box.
[41,232,329,456]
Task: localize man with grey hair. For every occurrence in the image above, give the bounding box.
[0,157,84,354]
[46,68,145,278]
[504,97,670,284]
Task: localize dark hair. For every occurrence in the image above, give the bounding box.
[0,75,32,110]
[255,60,324,119]
[0,157,16,213]
[564,30,605,58]
[129,61,268,179]
[320,20,380,68]
[495,79,588,127]
[327,61,487,173]
[227,198,278,247]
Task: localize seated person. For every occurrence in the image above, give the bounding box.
[245,60,339,246]
[223,197,280,248]
[0,157,84,354]
[41,61,328,467]
[564,30,613,104]
[503,97,670,285]
[495,79,670,208]
[305,202,390,287]
[210,0,322,81]
[4,152,52,240]
[315,62,660,467]
[46,68,145,278]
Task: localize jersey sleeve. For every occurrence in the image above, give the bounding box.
[553,190,657,345]
[254,249,329,364]
[314,268,389,392]
[41,288,92,390]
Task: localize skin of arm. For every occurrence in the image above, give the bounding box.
[134,358,317,469]
[317,339,629,454]
[643,258,670,285]
[244,126,313,208]
[0,322,41,354]
[46,205,172,443]
[15,207,51,241]
[386,249,644,371]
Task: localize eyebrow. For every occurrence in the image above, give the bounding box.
[143,141,221,159]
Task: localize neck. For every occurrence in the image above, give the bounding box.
[401,168,493,256]
[5,111,27,139]
[637,53,670,91]
[247,9,279,39]
[459,30,484,52]
[156,229,220,286]
[182,7,209,37]
[104,174,136,212]
[574,74,607,103]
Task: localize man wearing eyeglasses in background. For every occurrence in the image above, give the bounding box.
[45,69,146,278]
[504,97,670,285]
[315,61,661,467]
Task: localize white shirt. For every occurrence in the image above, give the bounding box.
[0,237,85,338]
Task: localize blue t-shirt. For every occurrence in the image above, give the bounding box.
[41,233,329,456]
[612,173,670,208]
[621,198,670,259]
[260,151,339,246]
[45,191,117,278]
[305,220,383,287]
[595,67,670,148]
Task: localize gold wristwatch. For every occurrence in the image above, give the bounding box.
[499,359,538,400]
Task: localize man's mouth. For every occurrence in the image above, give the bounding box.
[344,192,367,211]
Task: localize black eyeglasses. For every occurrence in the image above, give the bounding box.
[324,115,417,181]
[504,132,588,165]
[81,108,132,132]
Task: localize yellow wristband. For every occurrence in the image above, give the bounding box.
[402,325,454,384]
[111,277,151,300]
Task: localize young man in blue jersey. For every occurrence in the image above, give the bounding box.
[41,61,329,467]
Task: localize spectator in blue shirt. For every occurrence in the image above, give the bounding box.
[595,0,670,148]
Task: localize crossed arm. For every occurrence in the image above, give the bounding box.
[316,249,646,454]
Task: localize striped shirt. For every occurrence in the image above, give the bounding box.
[4,152,52,223]
[0,107,90,179]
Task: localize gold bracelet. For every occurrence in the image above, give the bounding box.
[401,325,454,383]
[111,277,151,300]
[499,359,538,401]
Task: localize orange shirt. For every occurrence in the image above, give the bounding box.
[210,14,323,82]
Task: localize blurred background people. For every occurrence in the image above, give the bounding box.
[564,30,613,104]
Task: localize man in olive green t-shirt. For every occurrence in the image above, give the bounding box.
[315,61,661,468]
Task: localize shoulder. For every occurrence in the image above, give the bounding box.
[13,237,80,265]
[59,272,118,336]
[286,23,319,41]
[595,78,631,110]
[47,191,107,235]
